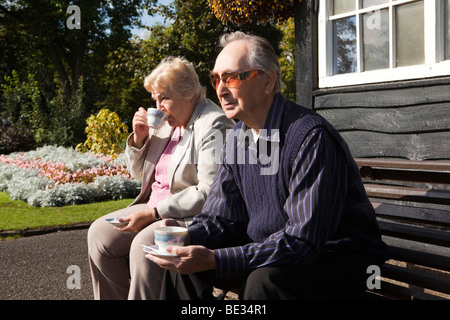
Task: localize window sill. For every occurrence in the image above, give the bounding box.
[319,60,450,88]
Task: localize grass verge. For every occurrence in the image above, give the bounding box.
[0,191,133,233]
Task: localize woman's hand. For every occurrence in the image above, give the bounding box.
[115,208,157,233]
[145,245,216,274]
[132,107,149,148]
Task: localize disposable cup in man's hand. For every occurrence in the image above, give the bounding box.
[147,108,168,129]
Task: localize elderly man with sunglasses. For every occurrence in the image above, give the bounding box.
[146,31,390,300]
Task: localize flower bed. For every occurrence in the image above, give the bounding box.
[0,146,141,207]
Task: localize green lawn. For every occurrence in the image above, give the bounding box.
[0,192,133,232]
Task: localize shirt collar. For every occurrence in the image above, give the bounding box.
[258,93,284,143]
[237,93,284,148]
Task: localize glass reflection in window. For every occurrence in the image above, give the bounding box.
[396,1,425,67]
[334,0,355,15]
[363,9,389,70]
[333,16,357,74]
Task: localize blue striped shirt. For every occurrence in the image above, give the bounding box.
[189,94,388,277]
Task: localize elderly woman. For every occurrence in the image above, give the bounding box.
[87,57,234,300]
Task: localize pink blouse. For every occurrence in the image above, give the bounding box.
[147,127,181,209]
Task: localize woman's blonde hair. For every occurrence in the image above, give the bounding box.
[144,56,206,102]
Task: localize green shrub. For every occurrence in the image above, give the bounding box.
[1,71,87,148]
[76,109,129,158]
[43,78,87,148]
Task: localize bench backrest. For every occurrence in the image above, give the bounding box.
[355,158,450,300]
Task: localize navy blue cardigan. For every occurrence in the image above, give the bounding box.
[190,93,390,277]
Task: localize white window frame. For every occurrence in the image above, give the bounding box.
[318,0,450,88]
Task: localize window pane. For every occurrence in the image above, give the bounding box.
[363,9,389,71]
[362,0,388,8]
[445,0,450,60]
[333,16,357,74]
[334,0,355,15]
[396,1,425,67]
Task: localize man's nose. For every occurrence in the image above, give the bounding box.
[216,79,229,97]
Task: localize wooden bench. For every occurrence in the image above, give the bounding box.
[216,158,450,300]
[355,158,450,300]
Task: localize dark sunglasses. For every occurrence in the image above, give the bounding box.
[210,70,263,90]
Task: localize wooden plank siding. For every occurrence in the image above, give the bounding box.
[313,80,450,161]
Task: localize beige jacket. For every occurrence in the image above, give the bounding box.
[125,99,235,225]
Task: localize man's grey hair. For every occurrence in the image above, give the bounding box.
[218,31,284,93]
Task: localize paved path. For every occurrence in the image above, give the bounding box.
[0,227,240,301]
[0,228,94,300]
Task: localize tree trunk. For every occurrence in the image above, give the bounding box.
[46,40,71,99]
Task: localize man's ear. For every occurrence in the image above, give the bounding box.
[188,93,196,102]
[264,70,277,94]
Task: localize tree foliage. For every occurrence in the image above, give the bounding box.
[0,0,156,99]
[1,0,296,153]
[101,0,284,118]
[278,18,296,101]
[208,0,302,26]
[0,0,156,150]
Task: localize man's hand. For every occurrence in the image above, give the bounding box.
[145,245,216,274]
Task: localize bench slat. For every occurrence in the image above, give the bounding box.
[360,166,450,185]
[377,220,450,247]
[364,184,450,205]
[373,202,450,225]
[355,158,450,171]
[369,281,448,300]
[388,245,450,270]
[382,235,450,258]
[381,264,450,295]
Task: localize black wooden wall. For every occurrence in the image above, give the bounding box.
[294,2,450,161]
[313,79,450,160]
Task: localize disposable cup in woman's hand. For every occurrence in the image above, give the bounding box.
[147,108,168,129]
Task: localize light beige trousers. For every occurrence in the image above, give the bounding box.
[87,203,187,300]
